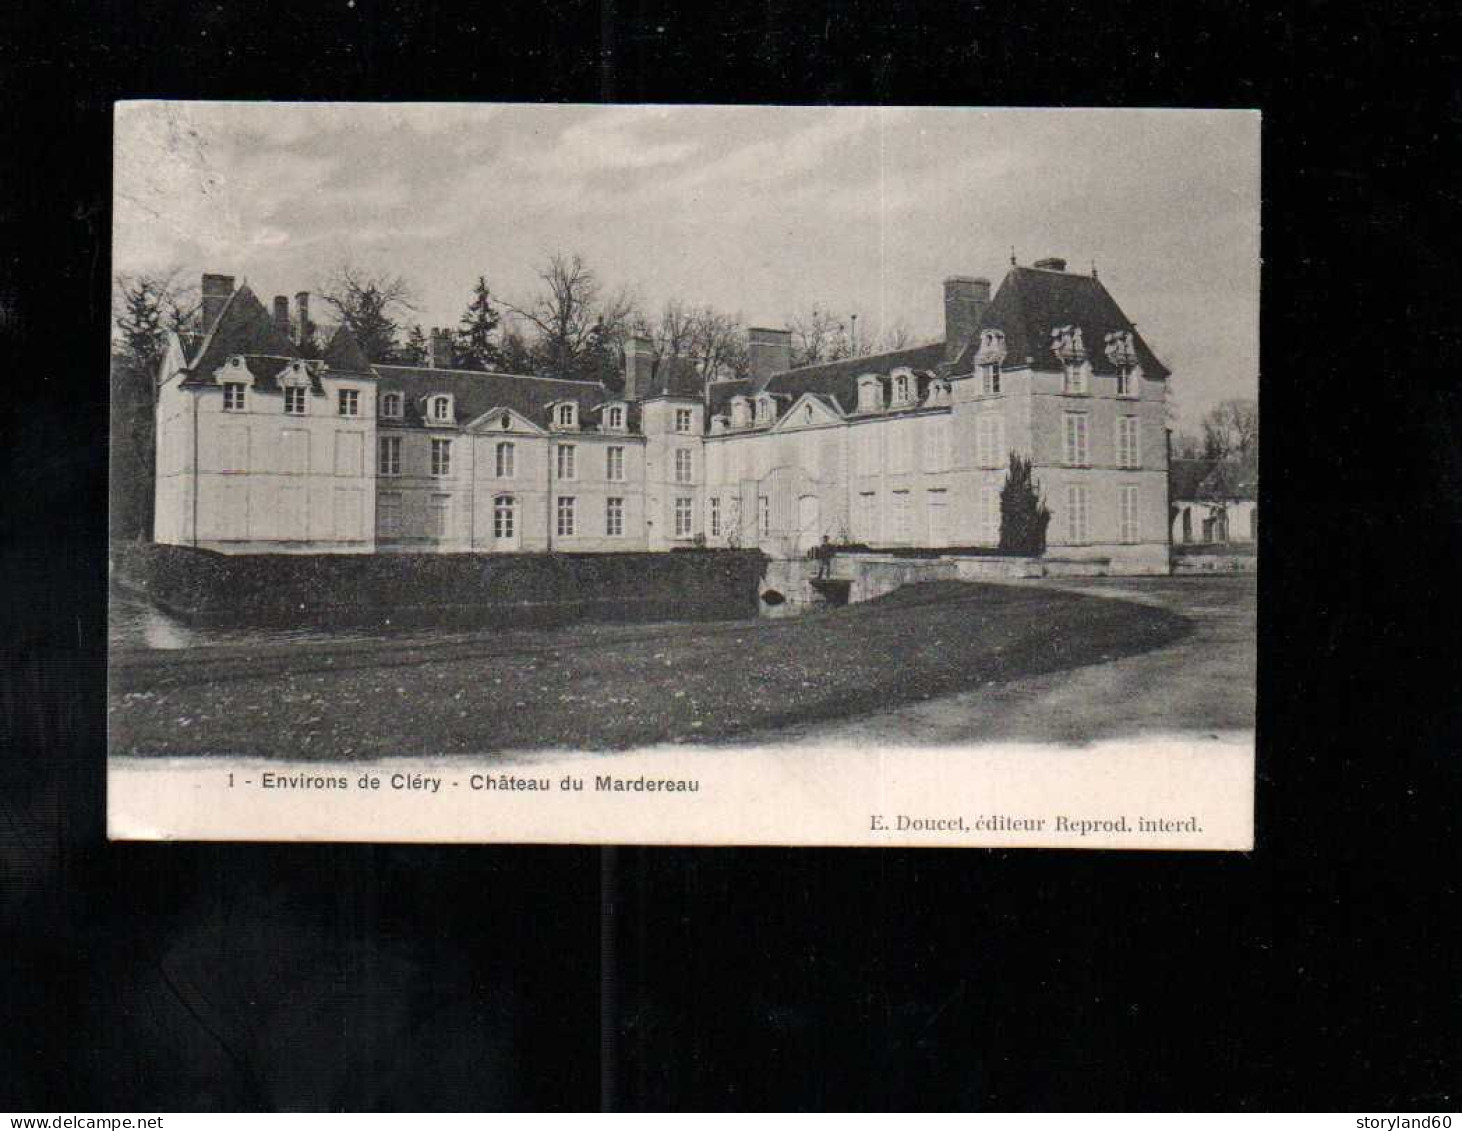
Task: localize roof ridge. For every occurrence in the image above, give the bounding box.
[373,364,604,385]
[769,340,943,378]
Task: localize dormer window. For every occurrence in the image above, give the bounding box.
[755,395,777,424]
[710,414,728,435]
[555,402,578,429]
[429,395,452,423]
[338,389,359,417]
[222,383,247,412]
[1104,330,1141,398]
[675,407,693,434]
[605,404,625,431]
[857,375,884,413]
[980,362,1002,395]
[1062,362,1089,396]
[890,368,916,407]
[729,396,752,428]
[1115,365,1134,397]
[284,387,307,415]
[924,378,951,407]
[380,392,403,419]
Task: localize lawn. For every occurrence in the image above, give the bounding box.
[108,582,1191,759]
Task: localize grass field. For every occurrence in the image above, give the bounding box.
[108,581,1191,759]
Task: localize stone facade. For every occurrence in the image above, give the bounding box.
[154,260,1174,573]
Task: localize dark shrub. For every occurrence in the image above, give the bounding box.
[999,453,1052,555]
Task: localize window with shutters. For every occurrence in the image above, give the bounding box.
[1063,413,1089,466]
[1119,485,1140,543]
[1066,484,1090,543]
[709,497,721,537]
[378,435,401,476]
[430,438,452,478]
[1116,416,1141,469]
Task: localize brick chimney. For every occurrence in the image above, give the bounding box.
[747,327,792,382]
[429,327,454,369]
[272,296,291,340]
[200,273,235,333]
[623,334,655,401]
[943,276,990,364]
[294,291,311,348]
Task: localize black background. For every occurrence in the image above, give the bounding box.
[2,0,1460,1111]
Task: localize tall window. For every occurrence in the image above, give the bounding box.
[431,438,452,478]
[493,495,516,539]
[980,363,1002,396]
[675,408,693,434]
[556,444,576,480]
[1116,416,1141,469]
[284,387,306,415]
[556,496,576,537]
[338,389,359,417]
[1116,366,1135,398]
[981,486,1002,544]
[606,446,625,482]
[1063,413,1089,466]
[429,494,449,539]
[924,418,951,473]
[893,374,910,404]
[674,497,693,538]
[430,396,451,422]
[557,403,576,427]
[1119,485,1140,543]
[495,441,515,479]
[977,414,1006,469]
[1066,484,1090,543]
[674,448,693,484]
[891,490,911,542]
[758,495,771,536]
[858,492,878,542]
[605,496,624,537]
[380,392,402,418]
[378,435,401,476]
[606,405,624,429]
[223,383,246,412]
[709,497,721,537]
[377,492,401,537]
[1063,363,1088,395]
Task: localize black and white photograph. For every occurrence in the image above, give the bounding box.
[107,103,1259,846]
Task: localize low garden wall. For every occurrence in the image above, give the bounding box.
[1171,543,1258,574]
[111,542,768,627]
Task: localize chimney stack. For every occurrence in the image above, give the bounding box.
[294,291,311,348]
[747,327,792,383]
[943,276,991,364]
[429,327,454,369]
[200,273,235,333]
[272,296,291,340]
[1033,256,1068,272]
[622,334,655,400]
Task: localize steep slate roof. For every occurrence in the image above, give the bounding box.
[755,341,948,413]
[183,284,301,382]
[1170,458,1218,502]
[1197,455,1258,501]
[641,355,705,400]
[372,364,610,430]
[321,324,373,375]
[957,265,1171,379]
[707,378,753,418]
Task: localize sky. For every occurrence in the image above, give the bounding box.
[114,103,1259,428]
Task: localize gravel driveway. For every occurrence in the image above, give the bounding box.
[758,574,1257,748]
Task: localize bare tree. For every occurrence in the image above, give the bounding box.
[787,306,855,367]
[316,261,418,363]
[874,319,916,353]
[500,252,606,378]
[1201,398,1259,462]
[688,308,748,382]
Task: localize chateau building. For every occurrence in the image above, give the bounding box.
[153,258,1172,572]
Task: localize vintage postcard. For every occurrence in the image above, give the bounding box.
[108,103,1259,847]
